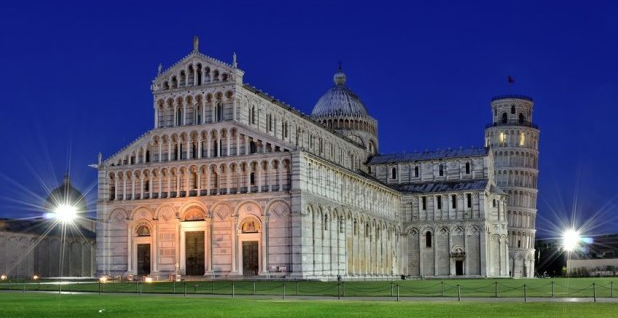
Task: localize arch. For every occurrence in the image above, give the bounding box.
[130,206,154,220]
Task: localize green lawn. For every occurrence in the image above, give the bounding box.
[0,293,616,318]
[1,277,616,298]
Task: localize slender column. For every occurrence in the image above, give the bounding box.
[197,136,202,159]
[182,103,186,125]
[127,226,132,274]
[464,228,469,276]
[196,168,201,196]
[231,216,238,274]
[207,136,211,158]
[193,64,198,85]
[158,174,162,198]
[186,138,190,160]
[158,143,162,163]
[153,222,159,273]
[114,178,118,200]
[257,163,262,193]
[154,107,159,128]
[207,215,213,273]
[236,133,240,156]
[245,137,249,156]
[226,133,231,156]
[202,102,207,124]
[261,216,269,274]
[139,176,143,199]
[226,165,231,194]
[173,104,178,127]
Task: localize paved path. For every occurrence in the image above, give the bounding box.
[3,290,618,303]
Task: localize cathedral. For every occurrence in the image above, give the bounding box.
[95,38,539,280]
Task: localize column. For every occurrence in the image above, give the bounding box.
[261,216,269,275]
[231,216,238,274]
[197,135,202,159]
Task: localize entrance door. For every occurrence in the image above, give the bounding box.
[242,241,259,276]
[455,260,464,276]
[137,244,151,276]
[185,231,205,275]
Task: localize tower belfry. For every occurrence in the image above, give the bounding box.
[485,95,540,278]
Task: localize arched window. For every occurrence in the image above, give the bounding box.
[391,167,397,179]
[439,164,444,176]
[519,113,525,124]
[511,105,516,114]
[465,162,470,174]
[250,172,255,186]
[145,150,150,163]
[501,113,507,124]
[425,231,432,248]
[250,106,256,125]
[250,141,257,154]
[414,166,419,178]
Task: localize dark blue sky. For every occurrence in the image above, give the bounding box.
[1,1,617,237]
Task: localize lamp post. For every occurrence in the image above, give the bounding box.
[562,229,580,277]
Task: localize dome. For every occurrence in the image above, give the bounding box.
[311,69,369,119]
[45,175,87,213]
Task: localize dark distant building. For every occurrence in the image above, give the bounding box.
[0,176,95,279]
[536,234,618,277]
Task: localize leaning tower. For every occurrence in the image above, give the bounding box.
[485,95,539,278]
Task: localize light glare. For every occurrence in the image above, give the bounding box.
[562,229,581,252]
[54,204,78,223]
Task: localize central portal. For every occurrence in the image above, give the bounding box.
[242,241,259,276]
[185,231,205,275]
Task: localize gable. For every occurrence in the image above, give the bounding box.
[152,51,243,92]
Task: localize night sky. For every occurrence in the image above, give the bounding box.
[1,1,617,237]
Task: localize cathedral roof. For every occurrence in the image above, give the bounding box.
[367,147,488,165]
[389,180,488,194]
[491,94,533,102]
[0,218,95,238]
[311,69,370,119]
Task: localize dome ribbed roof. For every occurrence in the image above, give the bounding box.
[45,175,87,213]
[311,70,369,118]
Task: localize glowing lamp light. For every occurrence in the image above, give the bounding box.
[33,275,39,280]
[1,274,7,280]
[54,204,78,223]
[562,229,581,252]
[99,276,108,284]
[145,277,153,283]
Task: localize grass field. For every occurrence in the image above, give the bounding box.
[1,277,616,298]
[1,293,617,318]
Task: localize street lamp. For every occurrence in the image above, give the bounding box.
[562,229,581,277]
[53,204,78,224]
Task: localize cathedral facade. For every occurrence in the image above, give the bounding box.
[95,40,538,280]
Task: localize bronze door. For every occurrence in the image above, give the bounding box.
[456,260,464,276]
[242,241,259,276]
[185,231,205,275]
[137,244,151,276]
